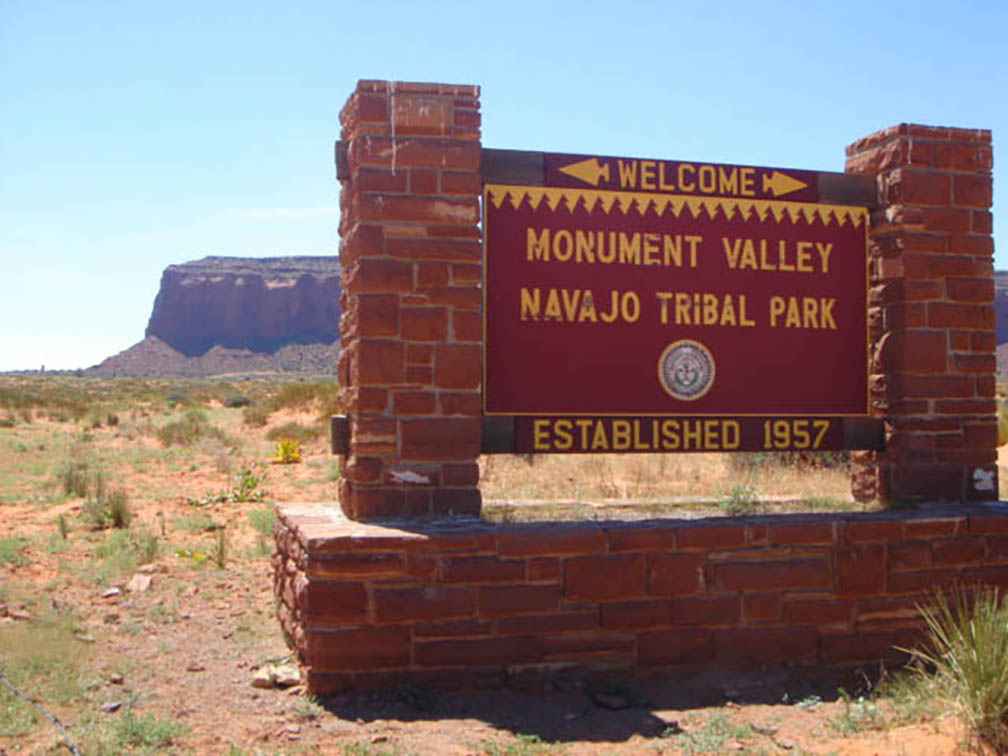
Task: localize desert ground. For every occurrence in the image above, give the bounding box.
[0,375,1002,755]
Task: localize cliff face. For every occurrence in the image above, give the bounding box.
[145,256,340,356]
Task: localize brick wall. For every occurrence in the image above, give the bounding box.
[846,125,996,502]
[274,504,1008,693]
[337,80,483,520]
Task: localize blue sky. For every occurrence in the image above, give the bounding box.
[1,0,1005,371]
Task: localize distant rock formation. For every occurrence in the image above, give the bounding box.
[89,256,340,377]
[996,271,1008,345]
[146,256,340,355]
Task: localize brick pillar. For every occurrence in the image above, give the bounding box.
[336,80,483,520]
[845,124,996,503]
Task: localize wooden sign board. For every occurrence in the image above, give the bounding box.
[483,150,872,453]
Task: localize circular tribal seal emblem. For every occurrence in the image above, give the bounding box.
[658,340,716,401]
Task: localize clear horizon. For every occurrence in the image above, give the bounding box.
[2,0,1005,371]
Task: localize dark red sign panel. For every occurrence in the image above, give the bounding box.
[483,153,868,418]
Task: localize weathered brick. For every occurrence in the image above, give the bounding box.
[400,417,481,460]
[676,524,747,550]
[600,600,671,629]
[442,556,525,584]
[783,598,853,625]
[451,309,482,342]
[434,344,480,389]
[438,391,481,416]
[742,593,781,623]
[648,552,705,595]
[835,544,885,595]
[638,629,712,666]
[353,340,404,385]
[953,173,993,208]
[306,627,410,671]
[478,584,562,617]
[606,526,677,552]
[712,559,830,592]
[931,536,986,566]
[414,635,541,667]
[670,595,741,625]
[345,257,413,293]
[888,540,931,571]
[496,611,597,635]
[401,307,448,342]
[564,554,646,601]
[767,521,836,545]
[714,627,817,665]
[542,631,635,660]
[496,527,605,557]
[373,585,476,622]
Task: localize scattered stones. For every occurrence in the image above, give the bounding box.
[179,611,191,620]
[186,662,205,672]
[101,587,121,599]
[74,633,95,643]
[0,603,8,617]
[109,673,124,685]
[101,700,123,713]
[273,665,300,688]
[136,563,167,574]
[102,613,119,624]
[125,573,152,593]
[8,608,32,622]
[251,664,301,689]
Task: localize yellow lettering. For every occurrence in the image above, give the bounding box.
[739,295,755,326]
[618,233,641,265]
[560,289,580,320]
[600,291,620,323]
[698,165,716,194]
[658,162,675,191]
[802,297,818,328]
[591,421,609,450]
[796,241,813,272]
[640,160,656,190]
[769,295,785,327]
[598,231,616,264]
[578,290,597,322]
[723,420,740,449]
[612,420,631,450]
[661,419,680,450]
[675,293,691,324]
[740,167,755,196]
[575,230,596,263]
[816,242,833,273]
[520,287,540,321]
[533,419,550,451]
[740,239,757,270]
[617,160,637,188]
[685,235,701,267]
[702,293,718,325]
[552,229,573,262]
[527,228,549,261]
[544,289,562,320]
[719,294,737,326]
[722,237,741,269]
[621,292,640,323]
[643,233,660,265]
[718,166,738,195]
[777,240,794,272]
[821,298,837,329]
[553,420,573,451]
[678,164,695,192]
[656,292,672,324]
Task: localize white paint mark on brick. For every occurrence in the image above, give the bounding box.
[973,467,995,492]
[389,470,430,485]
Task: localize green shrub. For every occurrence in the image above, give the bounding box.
[156,409,225,447]
[57,460,90,498]
[224,395,252,408]
[906,585,1008,751]
[242,405,270,428]
[0,536,27,565]
[997,402,1008,446]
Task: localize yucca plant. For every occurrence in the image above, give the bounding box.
[906,584,1008,751]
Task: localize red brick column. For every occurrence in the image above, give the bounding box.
[845,124,996,503]
[336,80,483,520]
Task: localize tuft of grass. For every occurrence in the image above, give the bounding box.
[266,421,322,444]
[213,526,230,569]
[57,459,90,498]
[247,505,275,537]
[112,709,189,750]
[81,473,131,530]
[829,688,886,734]
[156,409,226,447]
[904,585,1008,751]
[88,527,159,584]
[0,536,27,565]
[223,395,252,408]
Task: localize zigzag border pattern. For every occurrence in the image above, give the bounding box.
[485,185,867,228]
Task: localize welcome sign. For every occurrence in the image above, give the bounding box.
[482,151,870,452]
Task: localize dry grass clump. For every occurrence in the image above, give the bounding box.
[905,586,1008,752]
